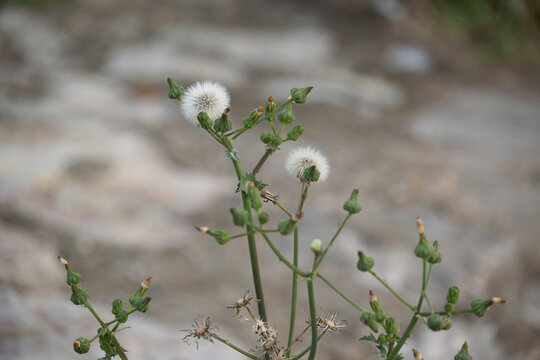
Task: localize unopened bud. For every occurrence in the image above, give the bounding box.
[357,251,375,272]
[265,97,277,121]
[207,229,231,245]
[369,289,387,322]
[249,182,263,210]
[286,124,304,141]
[70,285,89,305]
[442,316,453,330]
[132,296,151,312]
[112,299,123,316]
[471,299,493,317]
[278,218,296,235]
[446,286,460,305]
[214,109,232,133]
[230,208,249,227]
[197,112,213,130]
[258,212,269,225]
[454,342,472,360]
[310,239,322,256]
[167,77,184,101]
[73,337,91,354]
[427,313,444,331]
[290,86,313,104]
[360,310,379,332]
[414,233,434,259]
[428,240,442,264]
[384,317,397,335]
[243,108,263,129]
[343,189,362,214]
[278,103,295,125]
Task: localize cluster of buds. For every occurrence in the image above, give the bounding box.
[414,217,441,263]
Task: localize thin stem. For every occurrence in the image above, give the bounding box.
[258,230,310,277]
[287,322,311,354]
[291,329,328,360]
[209,333,262,360]
[286,224,300,356]
[231,159,268,323]
[297,182,310,213]
[306,279,318,360]
[272,200,293,217]
[84,302,128,360]
[313,213,352,273]
[368,270,416,311]
[269,120,277,135]
[253,149,274,175]
[316,273,368,313]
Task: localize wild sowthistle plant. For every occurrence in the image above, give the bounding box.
[58,78,504,360]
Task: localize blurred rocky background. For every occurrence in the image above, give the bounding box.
[0,0,539,359]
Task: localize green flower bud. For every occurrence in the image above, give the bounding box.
[260,132,273,144]
[112,299,123,316]
[99,331,115,354]
[446,286,460,305]
[454,342,472,360]
[66,265,82,286]
[129,277,152,306]
[357,251,375,272]
[208,229,231,245]
[258,212,269,225]
[214,109,232,133]
[70,285,89,305]
[428,240,442,264]
[384,317,398,335]
[230,208,249,227]
[132,296,151,312]
[197,112,213,130]
[265,96,276,121]
[290,86,313,104]
[442,316,453,330]
[116,310,129,323]
[369,290,387,322]
[286,124,304,141]
[343,189,362,214]
[167,77,184,101]
[414,233,434,259]
[303,165,320,183]
[444,303,454,313]
[278,106,295,125]
[278,218,296,235]
[310,239,322,256]
[73,337,91,354]
[248,182,263,210]
[471,299,493,318]
[360,310,379,332]
[427,313,444,331]
[243,107,264,129]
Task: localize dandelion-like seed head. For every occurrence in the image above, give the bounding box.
[285,146,329,182]
[181,81,230,125]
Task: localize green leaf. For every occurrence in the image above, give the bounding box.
[236,173,267,193]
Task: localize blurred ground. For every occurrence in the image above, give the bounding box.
[0,1,539,359]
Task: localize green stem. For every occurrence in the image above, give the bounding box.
[210,333,262,360]
[258,230,310,277]
[368,270,416,311]
[291,329,328,360]
[306,279,318,360]
[231,159,268,323]
[273,200,293,217]
[316,273,368,313]
[313,213,352,273]
[84,301,128,360]
[286,225,300,356]
[388,259,428,360]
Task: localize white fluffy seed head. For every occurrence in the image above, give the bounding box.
[285,146,329,182]
[181,81,230,125]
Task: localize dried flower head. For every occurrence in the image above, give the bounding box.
[182,317,216,349]
[285,146,329,182]
[316,313,346,333]
[181,81,230,125]
[227,291,254,318]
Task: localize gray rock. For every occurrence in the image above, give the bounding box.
[383,44,433,74]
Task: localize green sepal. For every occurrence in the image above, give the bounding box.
[207,229,231,245]
[278,218,295,235]
[116,310,129,323]
[65,265,82,286]
[243,108,263,129]
[446,285,460,305]
[428,240,442,264]
[360,310,379,332]
[286,124,305,141]
[369,296,387,322]
[442,316,453,330]
[132,296,151,312]
[357,251,375,272]
[343,189,362,214]
[414,233,434,259]
[454,342,473,360]
[99,330,115,355]
[278,104,295,125]
[303,165,320,183]
[73,337,91,354]
[290,86,313,104]
[471,299,493,317]
[197,112,213,130]
[249,183,263,210]
[167,77,184,101]
[260,132,273,145]
[427,313,444,331]
[445,303,454,313]
[265,98,276,121]
[70,285,89,305]
[230,208,249,227]
[258,212,269,225]
[383,317,398,336]
[112,299,123,316]
[214,112,232,133]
